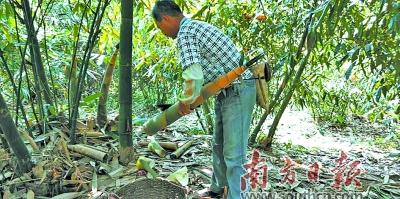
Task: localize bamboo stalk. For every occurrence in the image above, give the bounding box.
[170,140,195,159]
[202,100,214,135]
[97,44,119,128]
[0,129,10,150]
[249,14,313,146]
[22,131,39,152]
[142,53,264,135]
[60,138,72,162]
[10,2,42,133]
[118,0,134,162]
[0,50,29,128]
[143,66,250,135]
[263,49,313,148]
[138,141,178,151]
[80,144,108,153]
[79,131,104,137]
[147,138,167,158]
[0,93,33,174]
[22,0,53,106]
[69,0,111,144]
[67,144,107,161]
[263,15,319,148]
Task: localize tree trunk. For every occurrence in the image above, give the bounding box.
[0,50,29,128]
[97,45,119,128]
[0,93,32,174]
[262,49,313,148]
[22,0,53,107]
[119,0,134,163]
[249,14,313,146]
[68,0,110,144]
[68,58,78,121]
[0,129,10,151]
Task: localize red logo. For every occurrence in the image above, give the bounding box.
[241,150,268,191]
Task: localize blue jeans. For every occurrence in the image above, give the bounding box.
[211,79,256,199]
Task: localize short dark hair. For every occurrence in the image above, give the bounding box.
[152,0,183,22]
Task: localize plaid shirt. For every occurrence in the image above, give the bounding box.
[177,18,252,84]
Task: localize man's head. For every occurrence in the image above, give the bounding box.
[152,0,184,39]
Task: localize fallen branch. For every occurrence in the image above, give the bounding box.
[170,140,195,159]
[67,144,107,161]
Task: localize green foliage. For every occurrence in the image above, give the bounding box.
[0,0,397,128]
[292,0,400,125]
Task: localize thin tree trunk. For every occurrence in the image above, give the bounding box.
[262,49,313,148]
[0,50,29,128]
[69,59,78,118]
[67,3,87,144]
[29,44,46,120]
[11,2,32,131]
[11,1,45,125]
[68,0,110,144]
[119,0,134,164]
[97,44,119,128]
[43,20,59,112]
[22,0,53,107]
[0,93,32,174]
[24,62,43,134]
[249,14,313,146]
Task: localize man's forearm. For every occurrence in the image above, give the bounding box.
[179,64,204,105]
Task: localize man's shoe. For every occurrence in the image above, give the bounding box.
[197,188,223,199]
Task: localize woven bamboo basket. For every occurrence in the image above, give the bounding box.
[116,178,187,199]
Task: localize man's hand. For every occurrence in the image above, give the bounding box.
[178,101,192,116]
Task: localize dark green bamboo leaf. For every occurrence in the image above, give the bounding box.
[327,1,337,34]
[382,85,388,97]
[365,43,373,56]
[348,47,360,61]
[82,92,103,105]
[146,23,155,32]
[388,14,400,34]
[345,62,354,80]
[375,87,382,102]
[192,4,209,19]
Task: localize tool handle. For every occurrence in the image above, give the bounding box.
[245,53,265,68]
